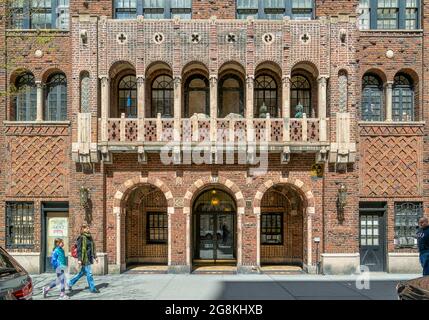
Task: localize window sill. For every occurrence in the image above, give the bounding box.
[359,29,423,34]
[3,121,71,126]
[6,29,70,35]
[358,121,425,126]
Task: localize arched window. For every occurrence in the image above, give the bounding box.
[118,75,137,118]
[393,74,414,122]
[218,75,244,118]
[45,73,67,121]
[254,75,278,118]
[80,72,90,113]
[185,75,209,117]
[13,73,37,121]
[362,74,383,121]
[291,75,311,117]
[151,75,173,118]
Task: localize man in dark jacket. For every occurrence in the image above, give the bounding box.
[417,217,429,276]
[68,224,100,293]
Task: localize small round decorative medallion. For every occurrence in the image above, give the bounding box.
[116,33,128,44]
[262,33,275,45]
[153,32,165,44]
[386,50,394,59]
[34,50,43,58]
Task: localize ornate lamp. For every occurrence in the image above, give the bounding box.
[336,183,347,222]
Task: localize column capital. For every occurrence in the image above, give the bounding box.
[173,76,182,89]
[282,75,291,85]
[246,75,254,86]
[318,75,329,82]
[385,81,394,88]
[209,75,218,84]
[35,80,43,88]
[136,75,146,82]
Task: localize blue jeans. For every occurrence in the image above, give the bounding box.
[68,264,96,292]
[420,252,429,276]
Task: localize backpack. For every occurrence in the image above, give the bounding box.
[71,242,78,259]
[50,250,59,269]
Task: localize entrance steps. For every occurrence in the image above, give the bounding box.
[192,265,237,275]
[260,265,305,275]
[124,265,168,274]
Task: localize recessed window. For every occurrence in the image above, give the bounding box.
[118,75,137,118]
[185,75,209,117]
[358,0,420,30]
[361,74,383,121]
[45,73,67,121]
[115,0,192,19]
[147,212,168,244]
[291,75,312,118]
[236,0,314,20]
[13,73,37,121]
[8,0,69,30]
[392,74,414,122]
[394,202,422,248]
[6,202,35,249]
[151,75,174,118]
[218,75,244,118]
[254,75,278,118]
[261,213,283,245]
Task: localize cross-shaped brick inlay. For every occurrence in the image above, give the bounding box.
[191,33,200,44]
[227,33,236,43]
[301,34,310,43]
[118,33,127,44]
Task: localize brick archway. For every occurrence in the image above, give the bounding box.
[253,177,316,271]
[182,176,246,267]
[112,177,174,271]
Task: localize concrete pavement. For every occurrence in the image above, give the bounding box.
[29,273,421,300]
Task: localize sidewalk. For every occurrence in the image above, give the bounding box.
[30,272,421,300]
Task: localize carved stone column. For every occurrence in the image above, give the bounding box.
[210,76,218,143]
[282,75,291,118]
[36,81,43,121]
[246,75,254,119]
[137,76,145,143]
[100,76,110,142]
[385,81,393,122]
[318,76,328,119]
[173,77,182,141]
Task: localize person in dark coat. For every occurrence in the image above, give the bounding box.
[68,224,99,293]
[417,217,429,276]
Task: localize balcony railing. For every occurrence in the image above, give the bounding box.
[98,113,328,146]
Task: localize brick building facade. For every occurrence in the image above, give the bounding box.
[0,0,427,275]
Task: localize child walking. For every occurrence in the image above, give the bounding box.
[43,238,69,300]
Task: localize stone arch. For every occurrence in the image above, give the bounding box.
[361,68,387,84]
[10,67,36,84]
[109,60,136,77]
[112,176,174,271]
[291,60,320,78]
[41,66,67,84]
[113,176,174,211]
[182,176,246,267]
[253,177,316,271]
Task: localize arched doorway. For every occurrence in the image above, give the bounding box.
[260,185,304,267]
[192,188,237,265]
[124,185,168,268]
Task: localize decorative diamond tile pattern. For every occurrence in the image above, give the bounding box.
[181,119,192,142]
[9,136,67,197]
[361,136,421,197]
[162,120,174,142]
[198,120,210,142]
[217,120,229,143]
[254,120,267,142]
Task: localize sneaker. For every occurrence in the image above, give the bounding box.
[67,283,73,292]
[42,287,49,298]
[58,294,70,300]
[90,289,100,293]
